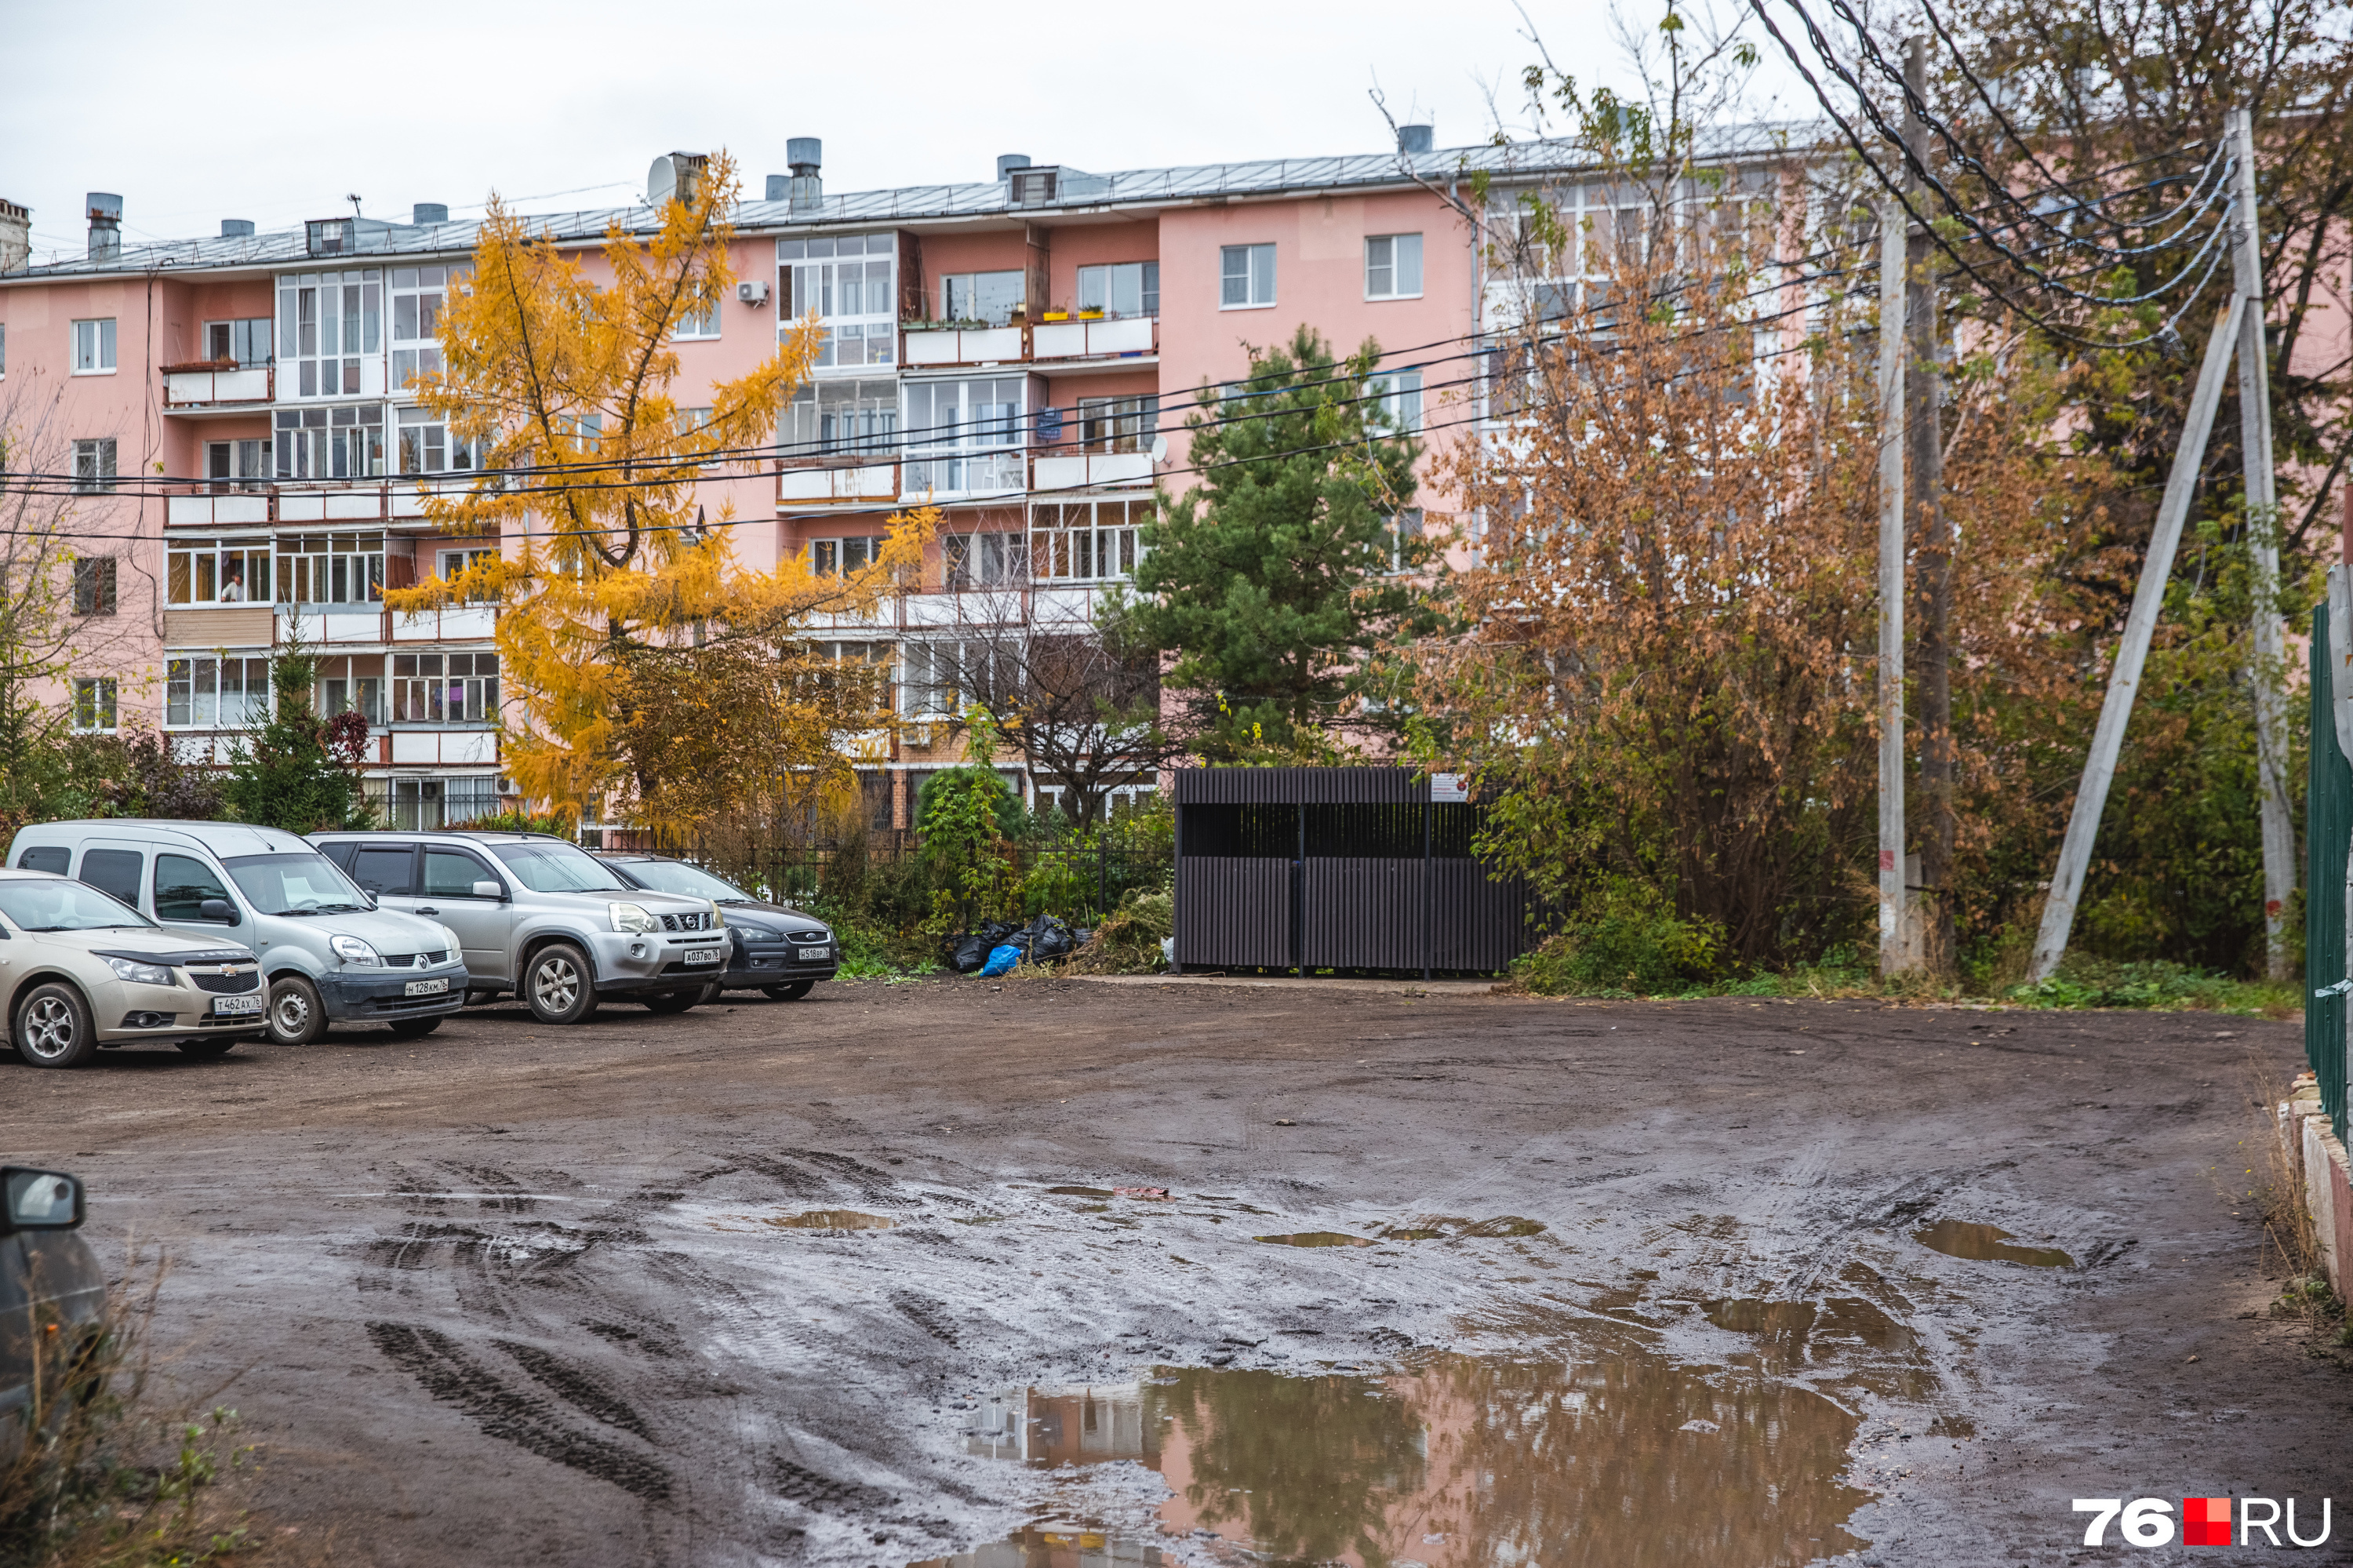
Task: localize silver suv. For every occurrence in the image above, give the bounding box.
[309,830,727,1024]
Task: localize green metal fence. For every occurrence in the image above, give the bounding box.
[2306,605,2349,1141]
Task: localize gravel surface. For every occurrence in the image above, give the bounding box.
[0,977,2333,1566]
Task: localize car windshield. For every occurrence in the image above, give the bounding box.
[493,842,630,894]
[223,853,369,915]
[614,859,751,902]
[0,878,155,932]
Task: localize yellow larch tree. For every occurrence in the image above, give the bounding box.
[384,148,933,835]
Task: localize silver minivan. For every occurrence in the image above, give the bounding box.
[4,820,469,1046]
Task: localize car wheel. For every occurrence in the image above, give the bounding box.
[266,975,325,1046]
[176,1036,239,1060]
[387,1017,442,1040]
[640,989,701,1014]
[761,980,815,1002]
[524,943,598,1025]
[14,982,97,1068]
[696,981,724,1005]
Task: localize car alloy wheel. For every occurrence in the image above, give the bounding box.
[20,995,82,1063]
[525,943,598,1024]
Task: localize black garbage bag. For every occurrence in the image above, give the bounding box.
[947,919,1024,973]
[1026,914,1076,962]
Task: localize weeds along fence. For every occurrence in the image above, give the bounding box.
[649,832,1174,928]
[2307,603,2350,1141]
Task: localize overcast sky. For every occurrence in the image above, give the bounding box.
[1,0,1807,264]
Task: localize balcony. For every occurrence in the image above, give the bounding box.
[900,452,1026,503]
[387,729,500,766]
[1031,316,1155,361]
[166,489,272,527]
[903,326,1025,368]
[1032,452,1155,492]
[777,462,899,508]
[280,486,387,522]
[162,362,274,412]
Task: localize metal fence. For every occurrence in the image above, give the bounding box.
[653,837,1173,927]
[2308,603,2349,1142]
[1172,766,1541,978]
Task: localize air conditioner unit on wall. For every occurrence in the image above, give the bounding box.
[736,279,770,306]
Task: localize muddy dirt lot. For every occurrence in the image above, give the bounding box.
[0,978,2336,1567]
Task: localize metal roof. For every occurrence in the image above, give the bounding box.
[2,121,1826,281]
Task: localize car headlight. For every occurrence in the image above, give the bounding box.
[106,955,175,986]
[609,901,658,934]
[436,925,463,958]
[710,901,724,928]
[330,934,384,967]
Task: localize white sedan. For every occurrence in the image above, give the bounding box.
[0,869,268,1068]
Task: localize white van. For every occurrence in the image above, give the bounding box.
[4,821,470,1045]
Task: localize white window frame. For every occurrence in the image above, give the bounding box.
[71,318,117,375]
[675,300,720,340]
[275,531,385,606]
[808,534,886,577]
[939,271,1024,326]
[783,379,897,458]
[1219,244,1275,310]
[165,536,272,606]
[1365,233,1424,300]
[71,677,118,733]
[275,404,385,481]
[1075,261,1159,319]
[72,555,118,616]
[1366,369,1424,433]
[1030,497,1149,583]
[202,318,274,367]
[389,264,465,392]
[71,438,118,493]
[777,233,897,371]
[902,376,1026,495]
[392,650,500,726]
[164,653,272,729]
[277,270,382,399]
[395,407,478,475]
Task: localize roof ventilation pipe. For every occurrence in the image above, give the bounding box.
[87,193,122,262]
[785,138,823,211]
[220,219,255,238]
[996,154,1032,180]
[0,199,31,273]
[412,202,449,225]
[1396,124,1434,155]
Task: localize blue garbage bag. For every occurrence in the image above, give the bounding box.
[978,944,1023,978]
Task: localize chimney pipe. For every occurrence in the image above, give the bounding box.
[87,192,122,263]
[0,198,28,274]
[996,154,1032,180]
[785,137,823,211]
[1396,124,1434,155]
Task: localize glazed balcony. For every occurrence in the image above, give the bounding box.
[162,362,274,412]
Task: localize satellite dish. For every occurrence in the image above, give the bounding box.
[1151,433,1169,462]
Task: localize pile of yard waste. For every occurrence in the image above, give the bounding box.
[944,890,1173,977]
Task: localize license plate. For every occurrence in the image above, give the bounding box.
[404,978,449,997]
[798,947,829,961]
[212,995,262,1016]
[684,947,722,966]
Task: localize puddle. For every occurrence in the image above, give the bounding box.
[1912,1221,2073,1268]
[762,1209,897,1231]
[933,1347,1868,1567]
[1700,1295,1938,1400]
[1251,1232,1374,1248]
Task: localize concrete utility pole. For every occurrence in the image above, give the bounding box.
[1905,38,1955,976]
[2230,106,2295,980]
[1877,185,1908,977]
[2030,289,2248,981]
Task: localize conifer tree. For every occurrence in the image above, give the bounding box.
[224,630,373,831]
[1111,326,1424,762]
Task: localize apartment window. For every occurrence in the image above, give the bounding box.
[202,318,273,367]
[1220,244,1275,309]
[1075,261,1158,319]
[276,532,384,606]
[1,323,7,378]
[900,638,1009,714]
[393,652,499,725]
[166,537,271,606]
[903,377,1024,494]
[390,265,466,390]
[205,438,269,492]
[1366,369,1424,433]
[782,379,897,457]
[395,407,478,474]
[1031,497,1149,583]
[941,532,1018,591]
[1075,396,1158,454]
[777,233,896,369]
[71,318,118,374]
[438,548,500,602]
[71,678,118,733]
[809,535,885,576]
[72,558,118,616]
[321,671,384,724]
[940,271,1024,326]
[165,654,271,727]
[277,270,381,398]
[71,438,117,493]
[675,300,720,340]
[275,404,385,481]
[1387,508,1425,572]
[1365,234,1424,299]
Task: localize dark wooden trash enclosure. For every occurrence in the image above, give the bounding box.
[1172,767,1540,977]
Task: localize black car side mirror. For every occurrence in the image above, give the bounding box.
[198,898,238,924]
[2,1168,85,1233]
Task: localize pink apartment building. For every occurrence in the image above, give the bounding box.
[0,128,1773,833]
